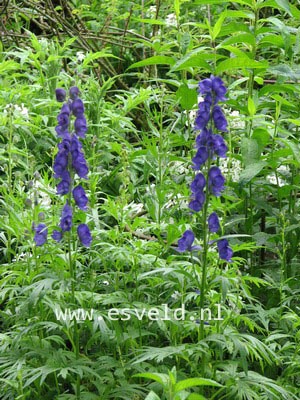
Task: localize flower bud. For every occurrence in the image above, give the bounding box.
[55,88,66,102]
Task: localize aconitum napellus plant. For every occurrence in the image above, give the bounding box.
[177,75,233,339]
[179,75,233,262]
[51,86,92,247]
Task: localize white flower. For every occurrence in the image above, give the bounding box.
[277,164,290,175]
[148,5,157,17]
[123,201,144,217]
[165,13,177,27]
[266,173,285,187]
[28,180,54,207]
[219,158,242,182]
[226,109,245,129]
[170,161,188,175]
[171,290,181,300]
[76,51,86,62]
[4,103,29,119]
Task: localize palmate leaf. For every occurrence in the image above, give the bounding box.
[132,344,192,364]
[0,60,20,74]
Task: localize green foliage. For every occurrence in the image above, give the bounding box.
[1,0,300,399]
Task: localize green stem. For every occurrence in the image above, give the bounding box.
[199,160,211,342]
[67,164,80,399]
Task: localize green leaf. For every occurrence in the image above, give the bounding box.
[219,33,256,47]
[252,129,270,151]
[175,378,222,392]
[267,64,300,80]
[188,394,208,400]
[277,138,300,166]
[176,84,197,110]
[247,97,256,117]
[133,372,169,387]
[0,60,20,74]
[170,48,213,72]
[194,0,252,5]
[285,119,300,126]
[212,11,227,40]
[259,34,284,48]
[128,56,175,69]
[174,0,180,20]
[241,138,260,166]
[290,4,300,19]
[275,0,292,16]
[239,161,267,185]
[145,391,161,400]
[216,57,268,74]
[132,17,166,25]
[82,51,119,67]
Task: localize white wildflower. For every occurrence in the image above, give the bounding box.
[266,173,285,187]
[171,290,181,300]
[148,5,157,17]
[123,201,144,217]
[165,13,177,27]
[226,109,245,129]
[4,103,29,119]
[76,51,86,62]
[219,158,242,182]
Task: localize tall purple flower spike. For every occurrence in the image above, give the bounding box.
[178,76,233,261]
[51,87,92,247]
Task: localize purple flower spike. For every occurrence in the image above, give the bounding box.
[77,224,92,247]
[217,239,233,262]
[51,86,90,246]
[73,185,88,210]
[208,212,220,233]
[71,136,89,178]
[55,88,66,102]
[69,86,80,100]
[57,112,69,127]
[194,102,211,131]
[189,191,205,212]
[53,151,69,178]
[59,202,72,232]
[190,173,206,193]
[178,230,195,252]
[177,230,201,252]
[208,166,225,196]
[212,134,228,157]
[211,76,227,101]
[199,79,212,94]
[34,223,48,246]
[72,99,84,117]
[74,116,87,138]
[52,230,63,242]
[198,75,227,102]
[57,171,71,195]
[212,106,228,132]
[192,146,209,170]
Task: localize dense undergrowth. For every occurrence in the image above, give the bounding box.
[1,0,300,399]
